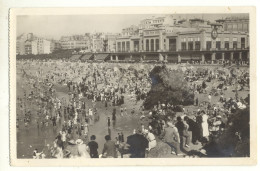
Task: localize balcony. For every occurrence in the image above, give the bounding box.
[201,47,249,52]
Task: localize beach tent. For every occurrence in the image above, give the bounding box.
[81,54,94,62]
[94,54,110,61]
[70,55,82,62]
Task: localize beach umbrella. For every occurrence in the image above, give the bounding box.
[180,66,187,72]
[196,67,205,73]
[230,68,240,76]
[139,64,145,70]
[128,65,136,71]
[217,69,228,74]
[113,66,120,72]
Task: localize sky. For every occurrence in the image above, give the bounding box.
[17,14,249,40]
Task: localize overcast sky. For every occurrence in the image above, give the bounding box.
[17,14,248,40]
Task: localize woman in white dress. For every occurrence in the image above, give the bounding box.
[145,129,157,151]
[201,111,209,138]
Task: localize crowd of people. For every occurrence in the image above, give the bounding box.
[140,64,249,156]
[16,59,250,159]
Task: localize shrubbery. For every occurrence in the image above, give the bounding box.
[143,65,194,109]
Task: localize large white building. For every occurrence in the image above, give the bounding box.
[16,34,27,55]
[105,34,119,52]
[18,33,54,55]
[24,39,52,55]
[60,35,91,50]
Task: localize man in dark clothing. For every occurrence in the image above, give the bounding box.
[112,111,116,121]
[184,116,200,144]
[102,135,117,158]
[175,116,191,148]
[107,117,111,127]
[88,135,99,158]
[195,97,199,106]
[52,116,56,126]
[112,108,116,115]
[196,112,203,141]
[56,135,64,150]
[202,81,207,89]
[126,130,148,158]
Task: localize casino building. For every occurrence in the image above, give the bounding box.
[112,16,249,64]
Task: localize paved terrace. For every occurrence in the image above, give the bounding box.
[69,48,250,64]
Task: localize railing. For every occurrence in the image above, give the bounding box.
[66,47,250,54]
[201,47,249,51]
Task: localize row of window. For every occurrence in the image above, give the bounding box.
[61,43,89,46]
[117,41,131,52]
[115,37,246,52]
[181,41,201,51]
[145,39,160,52]
[144,20,152,24]
[180,40,246,51]
[182,37,243,42]
[225,23,249,32]
[152,19,164,24]
[182,37,201,42]
[144,30,160,35]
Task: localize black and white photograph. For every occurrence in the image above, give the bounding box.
[8,7,257,166]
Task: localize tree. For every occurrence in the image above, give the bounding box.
[143,65,194,109]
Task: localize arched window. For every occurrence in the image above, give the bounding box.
[151,39,154,52]
[146,39,149,51]
[155,39,159,51]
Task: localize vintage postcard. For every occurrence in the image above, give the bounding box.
[9,7,257,166]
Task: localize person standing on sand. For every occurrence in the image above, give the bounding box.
[76,139,90,158]
[163,121,183,156]
[175,116,191,148]
[208,94,212,103]
[120,106,124,116]
[112,108,116,123]
[88,135,99,158]
[107,117,111,127]
[144,129,156,151]
[102,135,117,158]
[201,110,209,139]
[184,116,200,145]
[124,107,127,115]
[126,129,148,158]
[83,121,89,139]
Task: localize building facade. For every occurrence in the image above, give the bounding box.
[60,35,91,50]
[16,33,27,55]
[216,17,249,33]
[105,34,119,52]
[17,33,57,55]
[24,38,53,55]
[113,16,249,63]
[50,40,62,52]
[122,25,139,36]
[91,33,105,52]
[17,15,249,63]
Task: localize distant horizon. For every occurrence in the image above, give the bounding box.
[17,13,249,40]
